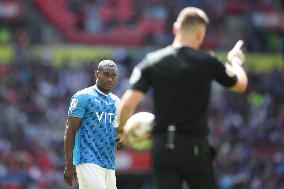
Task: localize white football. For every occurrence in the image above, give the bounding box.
[123,112,155,151]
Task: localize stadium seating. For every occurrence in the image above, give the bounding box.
[33,0,167,46]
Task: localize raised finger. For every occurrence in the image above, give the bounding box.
[233,40,244,50]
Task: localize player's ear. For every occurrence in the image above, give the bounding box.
[95,70,100,78]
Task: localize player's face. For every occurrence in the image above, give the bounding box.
[96,67,118,94]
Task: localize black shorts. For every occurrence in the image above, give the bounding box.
[151,133,218,189]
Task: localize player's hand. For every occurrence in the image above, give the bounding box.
[64,164,77,187]
[115,133,124,150]
[227,40,245,65]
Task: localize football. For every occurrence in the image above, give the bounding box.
[123,112,155,151]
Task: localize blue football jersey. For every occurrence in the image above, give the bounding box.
[68,85,120,170]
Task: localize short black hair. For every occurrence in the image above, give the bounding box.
[97,60,117,71]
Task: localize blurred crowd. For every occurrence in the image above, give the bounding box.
[210,70,284,189]
[66,0,284,51]
[0,54,283,189]
[1,0,284,52]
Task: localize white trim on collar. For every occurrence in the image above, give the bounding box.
[172,43,184,48]
[94,85,110,96]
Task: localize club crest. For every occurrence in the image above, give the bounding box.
[70,98,78,109]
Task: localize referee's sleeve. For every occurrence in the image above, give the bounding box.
[129,60,151,93]
[211,57,237,88]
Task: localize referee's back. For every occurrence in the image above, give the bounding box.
[132,45,236,137]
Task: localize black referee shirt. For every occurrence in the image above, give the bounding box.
[129,45,237,138]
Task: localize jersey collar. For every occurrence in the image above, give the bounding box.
[172,43,185,48]
[94,85,110,96]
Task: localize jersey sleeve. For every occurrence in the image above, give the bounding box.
[210,56,238,88]
[129,58,152,93]
[68,93,86,118]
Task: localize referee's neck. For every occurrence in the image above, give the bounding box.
[172,38,198,49]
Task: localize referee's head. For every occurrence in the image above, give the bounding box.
[173,7,209,49]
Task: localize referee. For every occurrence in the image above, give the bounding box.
[117,7,248,189]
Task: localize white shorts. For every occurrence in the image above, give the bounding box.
[76,163,117,189]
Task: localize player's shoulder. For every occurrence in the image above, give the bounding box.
[109,93,120,102]
[72,86,94,99]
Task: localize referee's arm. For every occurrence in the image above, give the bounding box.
[225,61,248,93]
[117,89,145,135]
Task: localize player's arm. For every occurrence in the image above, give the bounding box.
[226,40,248,93]
[64,116,81,187]
[117,89,145,135]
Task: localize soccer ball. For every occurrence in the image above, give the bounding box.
[123,112,155,151]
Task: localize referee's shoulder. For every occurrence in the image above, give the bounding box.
[145,46,173,63]
[186,47,215,58]
[187,48,221,65]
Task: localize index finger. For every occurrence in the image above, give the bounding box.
[233,40,244,50]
